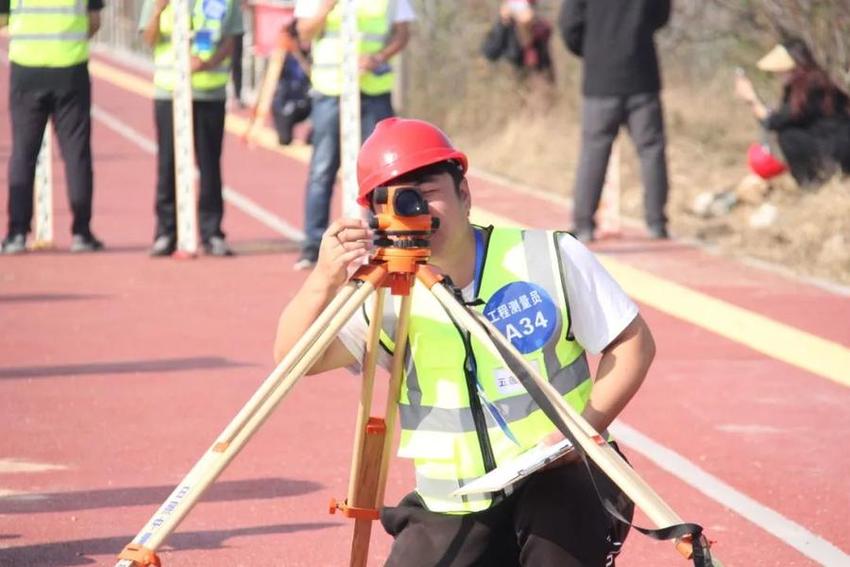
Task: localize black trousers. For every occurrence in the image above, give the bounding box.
[231,33,244,100]
[381,458,634,567]
[153,99,226,242]
[6,70,94,237]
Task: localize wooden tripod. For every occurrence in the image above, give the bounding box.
[115,233,722,567]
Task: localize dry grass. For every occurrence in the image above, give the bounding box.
[413,57,850,286]
[401,2,849,286]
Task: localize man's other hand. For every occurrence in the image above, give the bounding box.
[315,218,373,289]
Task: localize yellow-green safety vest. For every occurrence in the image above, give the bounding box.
[371,227,597,513]
[311,0,394,96]
[8,0,89,67]
[153,0,232,92]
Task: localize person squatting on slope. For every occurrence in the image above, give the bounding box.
[735,37,850,188]
[482,0,554,81]
[1,0,105,254]
[139,0,243,257]
[274,118,657,566]
[292,0,415,270]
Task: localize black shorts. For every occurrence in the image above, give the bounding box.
[380,452,634,567]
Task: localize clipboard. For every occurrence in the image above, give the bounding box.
[451,439,574,496]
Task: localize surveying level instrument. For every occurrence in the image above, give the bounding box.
[116,186,720,567]
[32,127,54,250]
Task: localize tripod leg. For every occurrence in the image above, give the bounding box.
[116,278,382,566]
[344,288,385,567]
[425,280,722,566]
[376,293,412,507]
[340,292,412,567]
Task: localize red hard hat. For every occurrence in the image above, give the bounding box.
[747,142,787,179]
[357,118,469,207]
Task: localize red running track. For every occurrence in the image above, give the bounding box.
[1,48,848,566]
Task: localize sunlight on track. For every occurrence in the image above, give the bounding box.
[0,458,67,473]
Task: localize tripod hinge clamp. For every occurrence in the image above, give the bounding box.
[329,498,380,521]
[118,543,161,566]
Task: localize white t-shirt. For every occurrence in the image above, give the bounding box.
[294,0,416,22]
[337,232,639,372]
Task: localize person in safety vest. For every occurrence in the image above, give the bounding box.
[291,0,414,270]
[138,0,244,257]
[274,118,654,566]
[1,0,104,254]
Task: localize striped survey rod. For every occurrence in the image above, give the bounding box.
[171,0,199,257]
[339,0,362,220]
[32,127,54,249]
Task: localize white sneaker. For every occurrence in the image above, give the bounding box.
[293,257,316,271]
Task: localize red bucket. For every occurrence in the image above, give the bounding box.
[250,0,294,57]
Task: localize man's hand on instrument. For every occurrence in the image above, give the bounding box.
[314,219,373,288]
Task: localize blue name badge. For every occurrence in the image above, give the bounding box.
[483,282,559,354]
[194,29,213,54]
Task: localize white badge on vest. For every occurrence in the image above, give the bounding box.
[202,0,226,21]
[493,360,541,396]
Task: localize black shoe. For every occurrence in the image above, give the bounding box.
[648,225,669,240]
[150,235,176,257]
[70,233,104,253]
[203,236,234,257]
[1,233,26,254]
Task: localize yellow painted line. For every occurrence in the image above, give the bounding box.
[470,208,850,387]
[600,260,850,385]
[89,59,154,98]
[88,58,312,162]
[90,58,850,388]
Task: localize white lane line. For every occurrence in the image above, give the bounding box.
[221,187,304,242]
[90,104,305,242]
[0,458,67,474]
[611,422,850,565]
[0,489,48,500]
[91,101,850,563]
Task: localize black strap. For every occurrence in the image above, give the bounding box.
[475,309,714,567]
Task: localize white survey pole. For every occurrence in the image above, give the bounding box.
[172,0,199,256]
[32,127,54,249]
[339,0,362,219]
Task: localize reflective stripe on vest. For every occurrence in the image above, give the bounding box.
[8,0,88,67]
[153,0,232,92]
[310,0,393,96]
[371,227,595,513]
